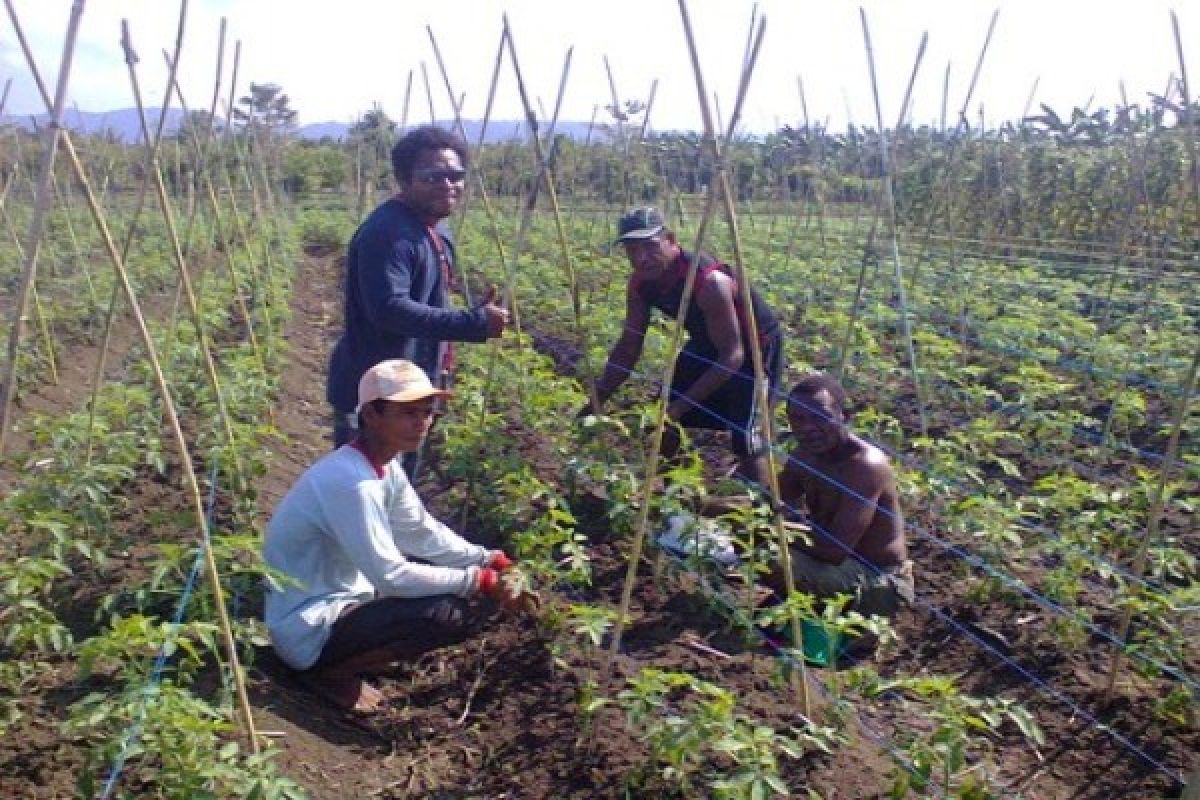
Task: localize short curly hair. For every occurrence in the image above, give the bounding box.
[390,125,469,183]
[789,373,850,414]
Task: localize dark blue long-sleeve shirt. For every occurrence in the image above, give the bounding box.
[326,198,488,412]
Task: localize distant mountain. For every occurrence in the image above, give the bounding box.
[297,118,611,144]
[1,107,190,140]
[1,108,612,144]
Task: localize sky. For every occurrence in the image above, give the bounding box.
[0,0,1196,134]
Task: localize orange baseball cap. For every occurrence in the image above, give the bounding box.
[356,360,451,412]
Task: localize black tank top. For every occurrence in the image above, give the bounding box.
[631,249,779,355]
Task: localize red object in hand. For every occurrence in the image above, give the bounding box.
[477,567,499,594]
[489,551,514,572]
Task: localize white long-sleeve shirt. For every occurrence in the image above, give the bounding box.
[263,445,492,670]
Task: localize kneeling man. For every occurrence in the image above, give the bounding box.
[769,374,914,618]
[264,360,528,712]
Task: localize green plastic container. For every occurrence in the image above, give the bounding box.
[800,619,844,666]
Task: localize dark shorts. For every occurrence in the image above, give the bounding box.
[313,595,481,670]
[671,329,785,456]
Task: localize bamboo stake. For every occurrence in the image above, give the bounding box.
[425,23,481,306]
[420,60,436,124]
[637,79,659,146]
[443,28,525,532]
[425,23,531,527]
[860,11,929,436]
[50,171,98,308]
[794,76,829,262]
[686,10,815,709]
[835,30,927,381]
[4,0,259,753]
[221,43,265,303]
[121,20,246,492]
[189,40,267,377]
[0,0,83,456]
[0,151,61,387]
[911,11,999,306]
[1104,340,1198,697]
[599,2,795,707]
[400,68,413,131]
[75,13,205,463]
[503,20,601,414]
[219,54,278,354]
[1021,76,1040,123]
[156,17,226,380]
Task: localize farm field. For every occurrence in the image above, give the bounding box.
[0,191,1195,797]
[0,3,1197,798]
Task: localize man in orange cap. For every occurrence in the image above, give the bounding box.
[265,359,532,712]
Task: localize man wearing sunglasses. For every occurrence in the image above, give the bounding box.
[327,125,509,474]
[584,206,784,486]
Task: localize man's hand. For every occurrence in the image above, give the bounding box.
[493,575,541,615]
[480,284,509,338]
[478,565,540,615]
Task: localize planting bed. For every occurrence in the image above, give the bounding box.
[0,208,1194,798]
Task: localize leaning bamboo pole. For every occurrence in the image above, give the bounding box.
[503,19,601,415]
[686,9,816,710]
[216,42,270,358]
[4,0,259,752]
[834,31,927,381]
[421,60,437,125]
[399,68,413,132]
[157,37,266,387]
[219,54,280,358]
[860,10,929,435]
[50,171,99,308]
[0,151,61,388]
[433,27,531,531]
[598,2,804,711]
[120,20,246,492]
[426,23,485,306]
[0,0,82,457]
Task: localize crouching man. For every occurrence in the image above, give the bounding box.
[264,359,531,712]
[767,374,915,619]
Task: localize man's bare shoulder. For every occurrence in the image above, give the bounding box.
[849,438,895,485]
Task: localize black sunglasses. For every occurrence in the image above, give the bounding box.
[413,167,467,184]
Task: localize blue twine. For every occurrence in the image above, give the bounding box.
[589,355,1197,690]
[598,345,1182,598]
[654,546,926,789]
[895,302,1191,398]
[905,250,1200,316]
[100,461,221,800]
[772,507,1184,784]
[613,316,1183,466]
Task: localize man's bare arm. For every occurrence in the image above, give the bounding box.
[594,284,652,405]
[666,272,744,419]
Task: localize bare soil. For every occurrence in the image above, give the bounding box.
[0,248,1193,799]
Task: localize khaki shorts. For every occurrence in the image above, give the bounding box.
[790,552,915,618]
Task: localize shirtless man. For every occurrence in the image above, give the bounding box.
[769,374,914,617]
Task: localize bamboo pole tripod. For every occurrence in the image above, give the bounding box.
[599,1,818,716]
[120,19,247,493]
[2,0,259,753]
[0,0,81,458]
